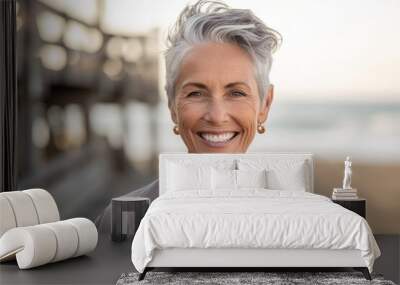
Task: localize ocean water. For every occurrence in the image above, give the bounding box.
[94,100,400,164]
[249,100,400,163]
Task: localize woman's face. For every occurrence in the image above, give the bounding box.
[170,42,273,153]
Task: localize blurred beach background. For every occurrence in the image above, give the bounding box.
[15,0,399,236]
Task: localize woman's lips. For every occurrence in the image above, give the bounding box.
[197,131,239,147]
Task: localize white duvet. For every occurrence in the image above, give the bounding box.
[131,190,380,273]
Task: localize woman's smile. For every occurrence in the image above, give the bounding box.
[197,131,240,148]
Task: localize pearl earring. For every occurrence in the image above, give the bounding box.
[173,125,180,135]
[257,122,266,134]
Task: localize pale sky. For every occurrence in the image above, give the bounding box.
[102,0,400,101]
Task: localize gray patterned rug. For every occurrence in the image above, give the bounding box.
[116,271,396,285]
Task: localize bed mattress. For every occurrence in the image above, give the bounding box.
[131,190,380,273]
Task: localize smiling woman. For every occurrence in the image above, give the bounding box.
[165,0,281,153]
[96,0,282,231]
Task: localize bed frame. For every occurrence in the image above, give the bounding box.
[140,248,371,280]
[138,153,372,281]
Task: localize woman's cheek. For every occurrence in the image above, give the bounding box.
[231,100,258,126]
[178,101,205,128]
[231,101,258,148]
[176,101,207,151]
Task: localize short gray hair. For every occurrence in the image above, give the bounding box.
[164,0,282,104]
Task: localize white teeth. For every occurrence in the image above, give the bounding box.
[201,132,236,143]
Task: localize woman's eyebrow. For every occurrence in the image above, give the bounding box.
[181,81,250,89]
[181,82,208,90]
[225,81,250,89]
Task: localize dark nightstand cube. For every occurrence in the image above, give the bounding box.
[332,198,366,218]
[111,197,150,242]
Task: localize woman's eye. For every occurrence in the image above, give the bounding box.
[187,91,202,97]
[231,91,246,97]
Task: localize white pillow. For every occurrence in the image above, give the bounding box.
[236,169,268,189]
[211,168,237,190]
[238,159,308,191]
[266,162,306,191]
[211,168,268,190]
[167,162,212,191]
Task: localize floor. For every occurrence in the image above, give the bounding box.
[0,234,398,284]
[0,234,133,285]
[374,234,400,284]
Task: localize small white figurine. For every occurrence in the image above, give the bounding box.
[342,156,352,189]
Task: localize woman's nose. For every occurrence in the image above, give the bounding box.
[203,98,229,124]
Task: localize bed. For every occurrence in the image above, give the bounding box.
[131,153,381,280]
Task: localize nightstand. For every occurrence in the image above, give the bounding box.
[111,196,150,242]
[332,198,366,218]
